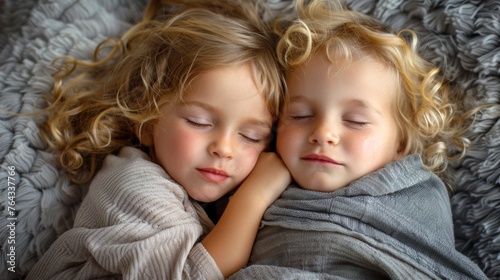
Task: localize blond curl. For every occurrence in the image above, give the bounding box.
[42,0,285,184]
[276,0,485,188]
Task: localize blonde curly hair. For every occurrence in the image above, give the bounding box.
[42,0,284,184]
[276,0,481,180]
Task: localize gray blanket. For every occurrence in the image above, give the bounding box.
[230,155,487,279]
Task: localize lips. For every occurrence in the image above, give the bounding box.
[197,168,229,183]
[301,154,342,165]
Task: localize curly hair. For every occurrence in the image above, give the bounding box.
[42,0,284,184]
[276,0,482,180]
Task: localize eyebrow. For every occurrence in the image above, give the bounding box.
[181,101,272,130]
[181,100,216,112]
[288,95,383,116]
[346,99,383,116]
[289,95,308,102]
[245,119,273,130]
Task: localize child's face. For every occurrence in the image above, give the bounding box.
[152,63,273,202]
[277,53,403,192]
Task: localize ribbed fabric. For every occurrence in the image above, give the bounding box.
[230,155,488,280]
[27,147,223,280]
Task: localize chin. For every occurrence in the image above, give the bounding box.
[299,180,345,193]
[305,186,340,192]
[190,190,222,203]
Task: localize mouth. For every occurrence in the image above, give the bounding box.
[197,168,229,183]
[301,154,342,165]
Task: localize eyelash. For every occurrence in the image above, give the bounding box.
[186,119,211,128]
[346,120,368,127]
[290,115,313,120]
[187,119,264,144]
[289,116,368,127]
[241,135,262,144]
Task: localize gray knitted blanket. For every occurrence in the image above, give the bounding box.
[0,0,499,279]
[230,155,488,279]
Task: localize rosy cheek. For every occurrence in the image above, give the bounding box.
[362,136,396,166]
[158,124,197,156]
[241,149,260,172]
[276,132,292,156]
[176,129,202,151]
[362,137,382,151]
[354,136,380,157]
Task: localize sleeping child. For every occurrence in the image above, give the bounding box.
[230,0,489,279]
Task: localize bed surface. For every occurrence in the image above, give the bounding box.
[1,0,499,279]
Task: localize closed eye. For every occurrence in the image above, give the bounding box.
[186,119,211,128]
[290,115,313,120]
[240,134,262,144]
[345,120,369,127]
[239,130,271,145]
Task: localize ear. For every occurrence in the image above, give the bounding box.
[135,122,154,147]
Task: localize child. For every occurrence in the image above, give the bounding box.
[27,0,290,279]
[230,0,489,279]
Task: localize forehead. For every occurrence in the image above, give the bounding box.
[286,52,399,110]
[178,64,273,124]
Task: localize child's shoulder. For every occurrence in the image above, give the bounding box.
[100,146,166,179]
[75,146,192,227]
[88,146,185,199]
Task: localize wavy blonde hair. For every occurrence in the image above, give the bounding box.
[42,0,284,184]
[277,0,482,181]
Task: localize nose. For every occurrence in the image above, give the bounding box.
[208,132,234,159]
[308,120,339,145]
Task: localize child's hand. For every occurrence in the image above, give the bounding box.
[202,152,291,277]
[240,152,291,206]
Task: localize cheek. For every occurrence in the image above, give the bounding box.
[155,124,201,165]
[355,135,397,166]
[276,127,291,155]
[361,136,383,151]
[276,125,302,163]
[174,128,206,158]
[237,148,261,175]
